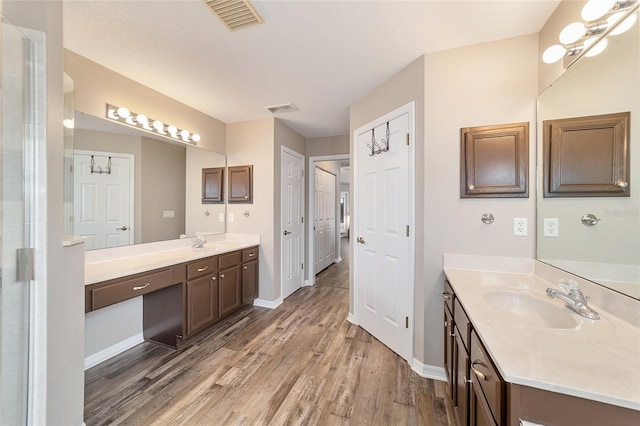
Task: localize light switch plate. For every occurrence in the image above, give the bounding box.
[513,218,527,236]
[228,212,234,223]
[544,218,559,237]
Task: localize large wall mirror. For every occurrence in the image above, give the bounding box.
[537,11,639,299]
[73,112,226,250]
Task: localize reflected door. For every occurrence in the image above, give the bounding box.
[0,16,34,425]
[314,167,336,273]
[74,151,133,249]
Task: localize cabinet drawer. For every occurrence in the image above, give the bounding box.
[242,246,258,262]
[187,257,218,280]
[470,330,504,425]
[454,297,471,352]
[443,280,454,313]
[91,269,175,311]
[219,250,242,270]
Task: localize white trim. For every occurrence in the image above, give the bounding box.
[335,256,343,264]
[303,279,314,287]
[253,297,283,309]
[280,146,305,301]
[347,313,355,324]
[352,101,416,363]
[84,333,144,370]
[73,149,135,246]
[306,154,349,285]
[411,359,448,381]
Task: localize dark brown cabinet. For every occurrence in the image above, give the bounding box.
[219,265,242,317]
[460,122,529,198]
[202,167,224,203]
[242,260,258,303]
[228,165,253,203]
[186,273,219,335]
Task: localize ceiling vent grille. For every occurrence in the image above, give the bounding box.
[265,103,299,114]
[203,0,264,32]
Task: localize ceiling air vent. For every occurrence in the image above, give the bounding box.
[203,0,264,32]
[265,103,299,114]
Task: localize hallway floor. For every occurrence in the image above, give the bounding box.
[84,239,454,425]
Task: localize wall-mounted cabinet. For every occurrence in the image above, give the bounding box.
[543,112,630,198]
[460,122,529,198]
[228,165,253,203]
[202,167,224,204]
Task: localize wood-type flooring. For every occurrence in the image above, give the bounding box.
[84,237,455,425]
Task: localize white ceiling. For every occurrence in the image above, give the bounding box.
[63,0,559,139]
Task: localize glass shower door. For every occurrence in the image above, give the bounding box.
[0,15,34,425]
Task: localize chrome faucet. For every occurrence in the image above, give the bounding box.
[192,236,207,249]
[546,279,599,320]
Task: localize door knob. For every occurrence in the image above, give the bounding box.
[116,226,129,231]
[357,237,365,244]
[283,230,292,236]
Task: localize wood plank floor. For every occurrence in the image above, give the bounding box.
[85,237,455,425]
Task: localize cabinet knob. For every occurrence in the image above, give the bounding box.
[244,266,248,270]
[442,292,451,301]
[220,274,225,278]
[211,276,216,281]
[468,184,475,191]
[244,195,249,199]
[616,180,628,188]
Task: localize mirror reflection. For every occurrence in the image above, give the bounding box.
[537,15,639,299]
[74,112,226,250]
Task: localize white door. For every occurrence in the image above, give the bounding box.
[355,111,412,361]
[313,167,336,273]
[281,147,305,299]
[74,151,134,250]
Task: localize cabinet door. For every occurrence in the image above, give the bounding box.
[186,274,218,336]
[242,260,258,304]
[470,382,497,426]
[455,330,470,426]
[228,165,253,203]
[444,306,454,395]
[219,266,241,317]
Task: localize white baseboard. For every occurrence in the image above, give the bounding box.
[253,297,283,309]
[347,313,355,324]
[335,257,342,264]
[303,279,314,287]
[84,333,144,370]
[412,359,447,381]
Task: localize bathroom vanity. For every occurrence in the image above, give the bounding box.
[85,236,259,349]
[443,254,639,426]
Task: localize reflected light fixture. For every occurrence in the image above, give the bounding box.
[106,104,200,144]
[542,0,638,65]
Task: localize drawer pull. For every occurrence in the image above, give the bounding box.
[197,266,209,272]
[248,253,255,257]
[133,283,150,291]
[444,320,448,327]
[471,361,488,381]
[443,292,451,301]
[463,375,472,384]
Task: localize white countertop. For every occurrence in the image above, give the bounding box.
[85,234,260,285]
[443,254,640,411]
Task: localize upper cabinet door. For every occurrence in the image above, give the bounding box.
[228,165,253,203]
[202,167,224,204]
[460,122,529,198]
[543,112,630,198]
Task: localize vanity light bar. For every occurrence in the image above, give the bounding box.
[105,104,201,144]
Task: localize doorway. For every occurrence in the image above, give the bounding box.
[281,146,305,299]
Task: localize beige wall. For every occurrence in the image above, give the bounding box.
[306,135,349,156]
[226,119,278,300]
[141,137,186,243]
[350,55,426,362]
[423,34,538,367]
[64,49,227,154]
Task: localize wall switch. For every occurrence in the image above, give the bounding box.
[228,212,234,223]
[163,210,175,218]
[513,218,528,236]
[219,212,224,222]
[543,218,559,237]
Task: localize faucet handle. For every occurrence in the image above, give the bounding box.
[559,278,579,293]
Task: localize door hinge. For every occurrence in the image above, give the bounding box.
[70,164,74,173]
[406,133,410,145]
[406,225,410,237]
[302,170,304,177]
[301,263,304,270]
[17,248,35,281]
[405,316,409,329]
[301,217,304,224]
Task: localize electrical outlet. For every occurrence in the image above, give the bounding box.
[228,212,234,223]
[543,218,559,237]
[219,212,224,222]
[513,218,528,236]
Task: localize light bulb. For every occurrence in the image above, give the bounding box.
[585,38,608,57]
[180,130,190,141]
[542,44,567,64]
[152,120,164,131]
[116,107,130,119]
[609,12,638,36]
[167,125,178,136]
[135,114,148,125]
[581,0,615,22]
[191,134,201,143]
[559,22,587,44]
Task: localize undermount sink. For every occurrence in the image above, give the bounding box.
[483,290,579,329]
